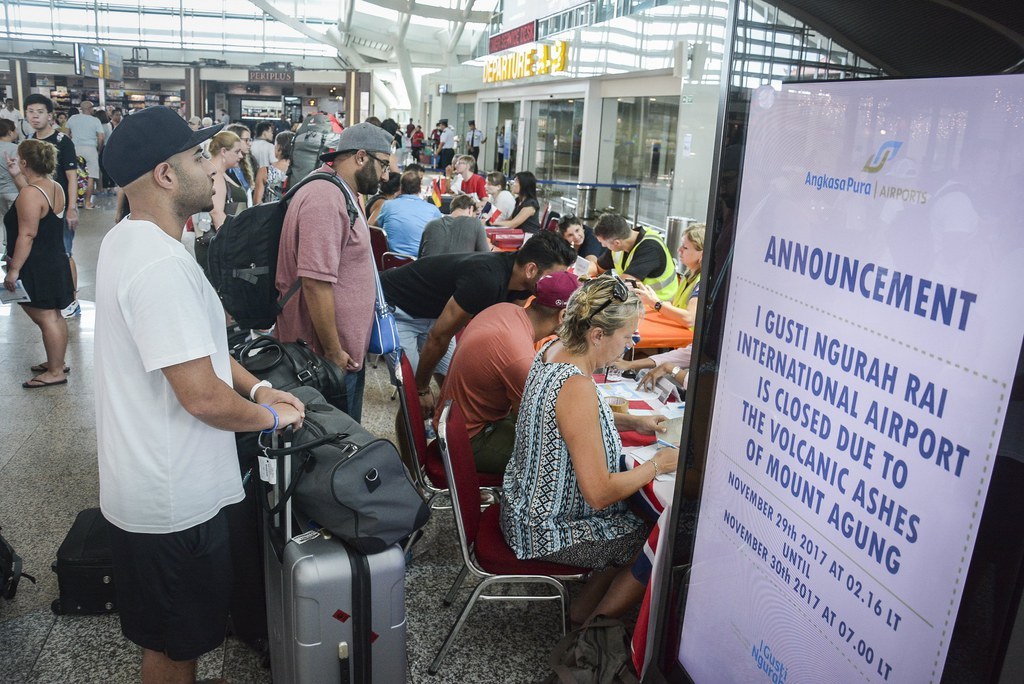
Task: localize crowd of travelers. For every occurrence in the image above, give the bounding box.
[0,97,700,681]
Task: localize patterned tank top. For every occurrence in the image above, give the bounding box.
[500,340,644,559]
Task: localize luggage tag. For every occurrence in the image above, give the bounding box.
[256,427,294,485]
[257,431,278,485]
[258,455,277,485]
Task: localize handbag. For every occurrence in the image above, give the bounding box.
[261,386,430,554]
[368,265,400,356]
[233,335,347,409]
[233,335,348,459]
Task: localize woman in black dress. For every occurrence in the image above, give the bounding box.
[3,139,73,388]
[494,170,542,233]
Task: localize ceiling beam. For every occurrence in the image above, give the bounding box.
[360,0,491,25]
[446,0,478,55]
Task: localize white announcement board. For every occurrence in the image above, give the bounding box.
[678,75,1024,683]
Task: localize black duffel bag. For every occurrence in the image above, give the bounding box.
[261,386,430,554]
[232,336,346,410]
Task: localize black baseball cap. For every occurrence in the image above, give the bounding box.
[101,106,224,187]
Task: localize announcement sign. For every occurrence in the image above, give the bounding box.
[679,75,1024,682]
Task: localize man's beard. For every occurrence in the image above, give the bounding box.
[169,161,215,218]
[354,161,380,195]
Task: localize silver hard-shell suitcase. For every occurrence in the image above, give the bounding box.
[261,434,408,683]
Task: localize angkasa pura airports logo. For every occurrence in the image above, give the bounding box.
[803,140,929,204]
[863,140,902,173]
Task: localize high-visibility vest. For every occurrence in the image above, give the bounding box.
[612,229,679,301]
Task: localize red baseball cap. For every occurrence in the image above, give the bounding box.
[535,271,580,309]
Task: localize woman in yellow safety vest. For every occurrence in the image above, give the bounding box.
[634,223,705,327]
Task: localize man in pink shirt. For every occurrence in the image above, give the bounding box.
[435,271,580,473]
[275,122,394,421]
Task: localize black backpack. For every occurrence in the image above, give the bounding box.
[206,172,358,330]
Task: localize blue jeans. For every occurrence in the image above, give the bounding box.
[393,306,455,377]
[63,220,75,256]
[343,364,366,423]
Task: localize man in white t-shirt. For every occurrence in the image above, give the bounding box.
[97,106,304,682]
[250,120,277,169]
[0,98,23,138]
[66,100,105,209]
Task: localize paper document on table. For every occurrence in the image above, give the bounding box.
[0,280,31,304]
[597,382,657,402]
[623,444,674,482]
[573,255,591,277]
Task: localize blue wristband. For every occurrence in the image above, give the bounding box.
[260,403,279,435]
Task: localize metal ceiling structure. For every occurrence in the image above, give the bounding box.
[771,0,1024,76]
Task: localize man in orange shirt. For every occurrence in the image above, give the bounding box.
[435,271,580,473]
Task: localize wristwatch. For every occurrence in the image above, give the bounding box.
[654,301,663,312]
[671,365,683,378]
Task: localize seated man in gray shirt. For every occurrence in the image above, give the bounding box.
[418,194,490,257]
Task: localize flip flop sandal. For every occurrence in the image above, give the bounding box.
[22,378,68,389]
[30,364,70,373]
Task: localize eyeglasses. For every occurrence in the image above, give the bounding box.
[365,152,390,174]
[588,276,630,325]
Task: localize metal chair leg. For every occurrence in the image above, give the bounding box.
[428,577,493,675]
[442,565,470,607]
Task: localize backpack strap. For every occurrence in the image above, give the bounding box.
[276,172,360,312]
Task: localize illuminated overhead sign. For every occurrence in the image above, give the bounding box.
[483,41,569,83]
[488,22,536,54]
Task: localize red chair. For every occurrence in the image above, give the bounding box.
[381,251,415,271]
[428,400,587,675]
[369,225,389,271]
[395,354,503,508]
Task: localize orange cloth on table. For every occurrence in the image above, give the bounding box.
[635,304,694,349]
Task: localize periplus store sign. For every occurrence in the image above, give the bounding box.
[483,42,569,83]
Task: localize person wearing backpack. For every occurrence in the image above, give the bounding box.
[274,122,394,421]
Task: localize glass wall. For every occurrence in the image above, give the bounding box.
[529,98,584,181]
[596,95,680,227]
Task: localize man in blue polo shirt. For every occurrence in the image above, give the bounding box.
[378,169,440,256]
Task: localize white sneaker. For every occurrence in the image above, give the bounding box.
[61,300,82,318]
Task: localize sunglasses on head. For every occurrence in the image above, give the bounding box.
[588,276,630,325]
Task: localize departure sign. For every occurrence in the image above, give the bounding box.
[483,41,569,83]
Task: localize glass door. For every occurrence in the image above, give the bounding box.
[530,98,585,181]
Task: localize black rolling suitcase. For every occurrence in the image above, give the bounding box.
[51,508,117,615]
[261,433,409,683]
[225,459,270,656]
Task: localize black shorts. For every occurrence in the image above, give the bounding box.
[109,508,233,661]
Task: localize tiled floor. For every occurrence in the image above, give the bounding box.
[0,195,563,683]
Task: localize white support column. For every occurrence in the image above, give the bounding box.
[576,79,603,183]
